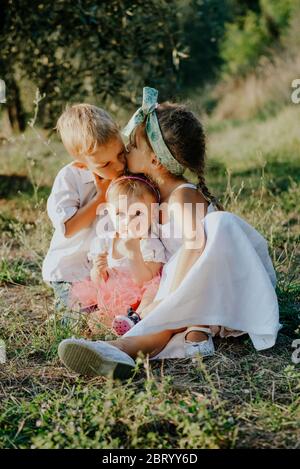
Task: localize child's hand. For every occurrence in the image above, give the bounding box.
[119,237,141,259]
[93,252,109,281]
[124,237,141,251]
[93,174,111,198]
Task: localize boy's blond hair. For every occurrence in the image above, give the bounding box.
[56,103,119,158]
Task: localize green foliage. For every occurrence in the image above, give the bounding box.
[1,0,183,127]
[177,0,232,87]
[220,0,296,79]
[0,379,236,449]
[1,0,298,129]
[260,0,295,33]
[220,11,268,77]
[0,258,39,285]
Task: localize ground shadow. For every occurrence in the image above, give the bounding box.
[0,174,50,199]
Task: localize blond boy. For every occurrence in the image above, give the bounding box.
[42,104,126,320]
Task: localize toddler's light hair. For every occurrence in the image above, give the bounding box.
[56,103,119,158]
[107,177,159,203]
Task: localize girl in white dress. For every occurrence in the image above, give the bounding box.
[58,88,280,379]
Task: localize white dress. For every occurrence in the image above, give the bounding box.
[124,183,280,357]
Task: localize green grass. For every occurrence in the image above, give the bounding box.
[0,105,299,448]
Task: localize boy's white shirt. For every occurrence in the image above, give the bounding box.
[42,163,98,283]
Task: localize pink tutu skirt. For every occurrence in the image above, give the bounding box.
[69,268,161,325]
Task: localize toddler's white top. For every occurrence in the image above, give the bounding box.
[88,234,166,272]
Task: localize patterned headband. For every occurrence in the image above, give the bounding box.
[106,175,161,203]
[122,87,185,176]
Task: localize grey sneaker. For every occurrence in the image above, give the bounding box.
[184,327,215,359]
[58,338,135,380]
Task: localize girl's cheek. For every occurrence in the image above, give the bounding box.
[131,153,143,170]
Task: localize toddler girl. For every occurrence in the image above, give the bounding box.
[70,175,166,335]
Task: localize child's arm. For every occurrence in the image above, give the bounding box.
[65,175,110,238]
[168,189,206,294]
[90,264,100,284]
[90,252,109,283]
[123,238,162,287]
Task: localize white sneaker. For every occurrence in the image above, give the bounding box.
[184,327,215,359]
[58,338,136,379]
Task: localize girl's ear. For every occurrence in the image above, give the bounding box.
[150,152,161,169]
[73,161,87,169]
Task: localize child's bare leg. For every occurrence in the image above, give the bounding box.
[108,327,186,358]
[136,303,209,343]
[136,295,162,319]
[131,290,209,343]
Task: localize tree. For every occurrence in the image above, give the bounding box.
[0,0,183,129]
[0,0,26,131]
[219,0,295,79]
[177,0,232,88]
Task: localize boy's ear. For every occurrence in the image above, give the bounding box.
[72,161,87,169]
